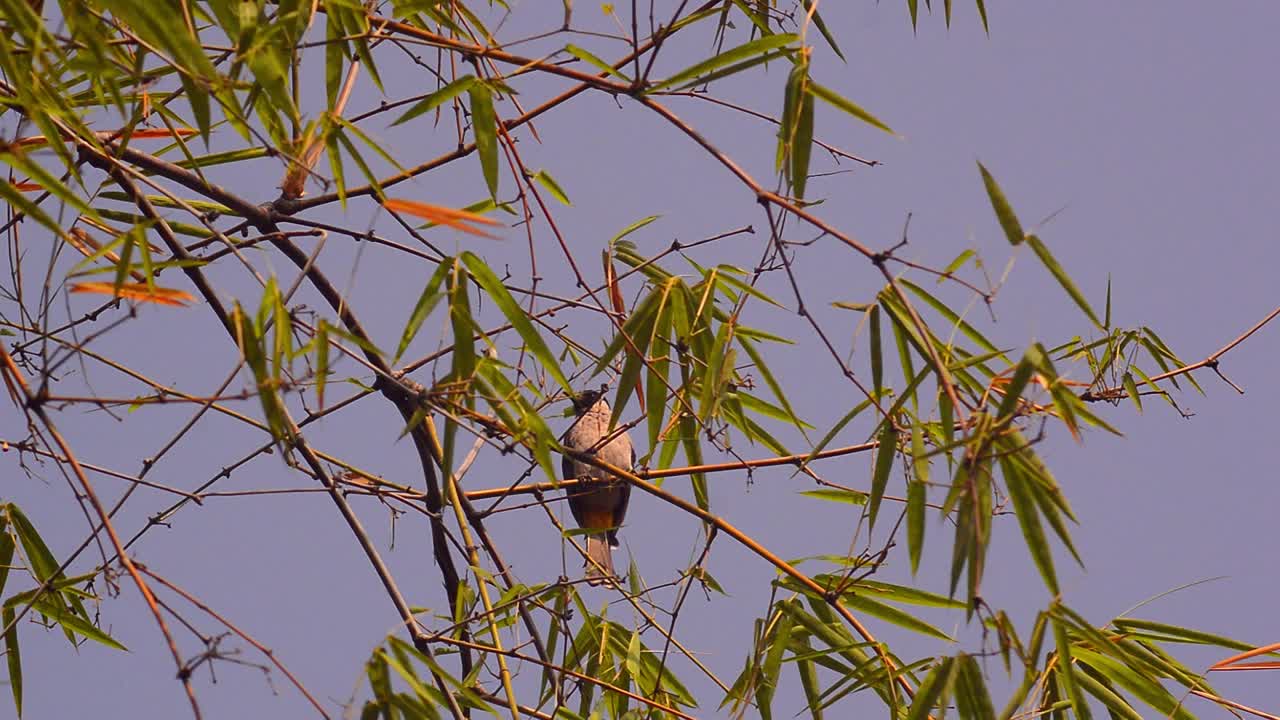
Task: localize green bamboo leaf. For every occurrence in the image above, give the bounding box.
[994,353,1036,420]
[901,279,1007,359]
[6,505,58,583]
[807,81,894,134]
[1002,458,1058,595]
[976,0,990,33]
[735,326,794,344]
[394,263,450,362]
[3,605,20,719]
[799,488,868,505]
[867,421,897,532]
[847,579,968,610]
[977,162,1025,246]
[757,606,795,720]
[1117,638,1209,692]
[954,654,996,720]
[697,263,784,308]
[324,126,347,208]
[0,179,64,240]
[1122,372,1142,412]
[611,301,660,429]
[671,45,794,91]
[680,410,708,510]
[468,83,499,198]
[324,13,344,109]
[739,337,805,436]
[801,0,845,61]
[332,115,406,175]
[647,33,798,92]
[31,597,127,651]
[793,634,825,720]
[174,146,271,171]
[791,75,815,200]
[462,252,570,393]
[842,589,954,642]
[392,75,477,126]
[777,54,803,174]
[447,259,476,384]
[1026,234,1102,329]
[332,129,384,201]
[385,638,489,711]
[564,44,632,81]
[1053,612,1093,720]
[2,150,96,219]
[531,169,571,206]
[907,477,925,575]
[803,396,876,467]
[98,192,232,216]
[646,283,675,453]
[905,656,955,720]
[726,401,791,456]
[593,288,663,376]
[0,523,12,598]
[1074,665,1144,720]
[868,305,884,394]
[1072,648,1192,720]
[610,215,661,245]
[941,249,975,279]
[734,390,811,428]
[1111,619,1252,650]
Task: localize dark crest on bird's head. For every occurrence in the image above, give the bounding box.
[571,384,609,414]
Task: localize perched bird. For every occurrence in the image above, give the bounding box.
[561,387,634,585]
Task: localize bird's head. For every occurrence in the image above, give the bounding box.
[571,384,609,415]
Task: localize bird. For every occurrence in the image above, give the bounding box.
[561,386,634,586]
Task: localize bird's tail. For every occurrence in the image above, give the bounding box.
[584,534,615,586]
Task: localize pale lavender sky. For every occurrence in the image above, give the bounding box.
[6,3,1278,717]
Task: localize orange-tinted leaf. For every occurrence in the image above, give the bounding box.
[1211,641,1280,671]
[69,282,194,307]
[383,198,502,239]
[15,127,196,147]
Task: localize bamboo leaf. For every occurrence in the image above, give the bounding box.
[463,252,570,393]
[392,75,477,126]
[1074,665,1144,720]
[954,654,996,720]
[531,169,571,206]
[977,162,1025,246]
[807,81,894,134]
[1053,611,1093,720]
[869,305,884,394]
[468,83,499,198]
[801,0,845,61]
[840,590,954,641]
[30,597,127,651]
[867,421,897,532]
[394,262,451,362]
[1002,457,1058,595]
[907,476,925,574]
[1026,234,1103,329]
[1112,619,1252,651]
[905,656,955,720]
[1072,648,1193,720]
[799,488,867,505]
[564,44,632,81]
[3,605,20,719]
[648,34,798,92]
[790,71,815,200]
